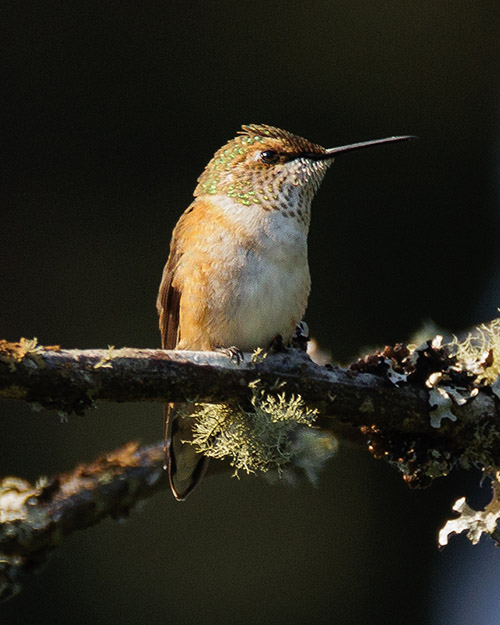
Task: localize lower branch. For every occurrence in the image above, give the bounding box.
[0,441,167,602]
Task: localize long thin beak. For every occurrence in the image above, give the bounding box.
[309,135,417,160]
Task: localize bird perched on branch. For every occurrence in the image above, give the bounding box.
[157,123,414,499]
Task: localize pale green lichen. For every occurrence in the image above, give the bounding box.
[427,387,458,428]
[250,347,268,364]
[0,337,46,371]
[0,477,38,523]
[94,345,116,369]
[439,470,500,545]
[450,317,500,384]
[187,384,336,482]
[281,428,338,486]
[408,322,500,428]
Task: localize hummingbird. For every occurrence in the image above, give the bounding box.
[157,123,414,500]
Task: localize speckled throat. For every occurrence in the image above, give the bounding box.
[194,124,333,224]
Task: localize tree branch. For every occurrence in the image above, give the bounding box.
[0,441,167,602]
[0,338,498,440]
[2,336,500,597]
[0,340,479,427]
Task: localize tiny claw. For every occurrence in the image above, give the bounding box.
[292,321,310,351]
[294,321,309,340]
[217,346,244,364]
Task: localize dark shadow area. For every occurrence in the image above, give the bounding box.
[1,2,500,623]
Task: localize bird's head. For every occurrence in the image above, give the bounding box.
[195,124,414,222]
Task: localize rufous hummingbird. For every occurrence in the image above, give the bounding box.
[157,124,414,500]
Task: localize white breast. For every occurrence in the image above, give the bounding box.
[208,196,311,351]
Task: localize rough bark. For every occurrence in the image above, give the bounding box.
[0,339,498,439]
[0,341,486,428]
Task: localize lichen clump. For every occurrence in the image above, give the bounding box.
[440,470,500,546]
[451,318,500,385]
[188,383,336,481]
[0,338,48,371]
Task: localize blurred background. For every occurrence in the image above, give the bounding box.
[1,1,500,623]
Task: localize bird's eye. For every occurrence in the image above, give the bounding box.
[260,150,280,164]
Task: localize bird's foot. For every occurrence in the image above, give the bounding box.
[217,346,244,364]
[267,333,286,353]
[292,321,309,352]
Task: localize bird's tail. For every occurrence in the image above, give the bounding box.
[164,403,209,500]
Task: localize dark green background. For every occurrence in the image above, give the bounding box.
[2,2,500,624]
